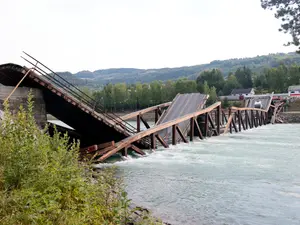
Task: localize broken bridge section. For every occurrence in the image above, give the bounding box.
[156,93,208,144]
[0,53,149,149]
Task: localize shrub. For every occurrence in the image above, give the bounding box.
[0,93,163,225]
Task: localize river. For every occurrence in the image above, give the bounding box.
[113,124,300,225]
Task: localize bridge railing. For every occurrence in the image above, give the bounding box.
[21,52,151,146]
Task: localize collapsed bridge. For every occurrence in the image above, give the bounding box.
[0,53,284,162]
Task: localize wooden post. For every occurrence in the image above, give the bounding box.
[137,114,141,132]
[251,110,254,128]
[208,113,218,136]
[155,134,169,148]
[245,111,248,129]
[257,111,261,126]
[140,115,150,129]
[232,114,239,133]
[190,118,194,141]
[176,126,188,143]
[229,108,232,134]
[151,133,156,149]
[172,124,177,145]
[194,118,204,139]
[264,112,268,125]
[217,106,221,135]
[205,113,208,137]
[238,110,242,132]
[241,111,246,131]
[122,147,128,157]
[155,108,159,123]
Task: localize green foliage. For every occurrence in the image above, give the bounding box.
[196,69,225,93]
[0,94,162,225]
[223,74,242,95]
[261,0,300,52]
[207,86,217,105]
[93,79,199,112]
[234,66,253,88]
[222,97,230,108]
[71,52,300,85]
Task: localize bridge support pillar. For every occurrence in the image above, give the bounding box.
[172,125,177,145]
[137,115,141,132]
[190,118,194,141]
[238,110,242,132]
[217,106,221,135]
[204,113,208,137]
[151,133,156,149]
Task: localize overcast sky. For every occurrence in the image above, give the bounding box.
[0,0,296,73]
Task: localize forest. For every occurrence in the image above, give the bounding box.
[59,52,300,86]
[83,64,300,112]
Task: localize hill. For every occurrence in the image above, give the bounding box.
[59,52,300,86]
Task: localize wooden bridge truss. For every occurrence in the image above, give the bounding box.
[85,99,285,162]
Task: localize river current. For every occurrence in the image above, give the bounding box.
[114,124,300,225]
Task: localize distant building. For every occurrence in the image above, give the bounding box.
[288,85,300,97]
[231,88,255,97]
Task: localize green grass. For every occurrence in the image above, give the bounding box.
[0,92,163,225]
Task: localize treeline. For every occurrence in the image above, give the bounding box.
[88,64,300,112]
[91,79,200,111]
[73,52,300,85]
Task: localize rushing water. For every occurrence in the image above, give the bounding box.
[113,124,300,225]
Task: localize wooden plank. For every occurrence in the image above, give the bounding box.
[140,115,150,129]
[194,118,204,140]
[155,134,169,148]
[98,102,221,161]
[91,145,116,159]
[231,113,238,133]
[223,114,233,134]
[80,141,115,153]
[231,106,268,112]
[208,113,218,136]
[120,102,172,120]
[130,144,146,155]
[176,125,188,143]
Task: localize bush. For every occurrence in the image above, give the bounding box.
[0,93,162,225]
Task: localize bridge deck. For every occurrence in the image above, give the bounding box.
[156,93,208,143]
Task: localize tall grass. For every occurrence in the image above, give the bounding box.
[0,93,163,225]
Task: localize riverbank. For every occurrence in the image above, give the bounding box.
[279,111,300,123]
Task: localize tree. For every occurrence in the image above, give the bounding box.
[222,97,230,108]
[234,66,253,88]
[223,74,242,95]
[261,0,300,52]
[196,69,225,93]
[207,86,217,105]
